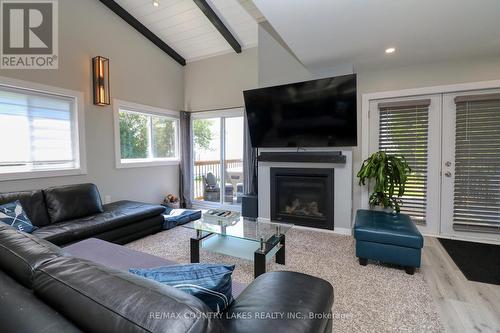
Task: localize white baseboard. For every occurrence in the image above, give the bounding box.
[429,233,500,245]
[333,227,353,236]
[291,224,352,236]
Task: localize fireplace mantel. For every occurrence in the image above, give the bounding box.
[258,151,346,164]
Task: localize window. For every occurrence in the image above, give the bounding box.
[377,99,431,224]
[114,100,180,168]
[0,78,85,180]
[191,108,244,207]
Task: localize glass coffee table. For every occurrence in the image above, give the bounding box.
[183,217,293,278]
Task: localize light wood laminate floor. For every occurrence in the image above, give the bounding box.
[422,237,500,333]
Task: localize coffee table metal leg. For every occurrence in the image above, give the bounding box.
[254,237,267,278]
[190,238,200,263]
[254,250,266,278]
[276,234,286,265]
[190,231,212,263]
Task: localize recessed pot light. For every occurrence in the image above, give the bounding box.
[385,47,396,54]
[153,0,160,7]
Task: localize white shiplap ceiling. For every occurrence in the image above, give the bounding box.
[114,0,258,62]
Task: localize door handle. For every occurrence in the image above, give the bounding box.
[445,161,452,167]
[444,171,452,177]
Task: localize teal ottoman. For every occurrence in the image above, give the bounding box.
[354,209,424,275]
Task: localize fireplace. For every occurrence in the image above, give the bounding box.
[270,168,334,230]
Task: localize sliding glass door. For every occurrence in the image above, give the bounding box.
[192,109,244,208]
[192,117,221,203]
[223,117,244,205]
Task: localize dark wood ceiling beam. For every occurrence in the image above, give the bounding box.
[193,0,242,53]
[98,0,186,66]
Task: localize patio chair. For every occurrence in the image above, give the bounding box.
[202,172,234,203]
[202,172,220,202]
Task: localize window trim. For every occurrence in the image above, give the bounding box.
[113,99,180,169]
[0,76,86,181]
[190,107,244,119]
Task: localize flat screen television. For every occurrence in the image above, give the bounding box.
[243,74,357,148]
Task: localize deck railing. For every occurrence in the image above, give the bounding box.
[193,159,242,200]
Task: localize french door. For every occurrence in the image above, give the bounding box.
[370,89,500,242]
[369,95,442,235]
[441,90,500,242]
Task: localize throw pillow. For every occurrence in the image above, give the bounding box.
[0,200,38,233]
[129,263,235,312]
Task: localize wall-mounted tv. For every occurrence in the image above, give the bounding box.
[243,74,357,148]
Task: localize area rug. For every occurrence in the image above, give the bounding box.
[439,238,500,286]
[126,228,443,333]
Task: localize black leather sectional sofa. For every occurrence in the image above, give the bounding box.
[0,223,334,333]
[0,183,165,245]
[0,183,335,332]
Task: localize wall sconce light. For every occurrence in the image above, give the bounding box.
[92,56,110,106]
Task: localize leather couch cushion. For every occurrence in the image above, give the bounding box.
[90,216,163,245]
[0,190,51,227]
[44,183,104,223]
[34,256,223,333]
[0,271,82,333]
[33,201,165,245]
[223,271,334,333]
[354,210,424,249]
[0,223,63,288]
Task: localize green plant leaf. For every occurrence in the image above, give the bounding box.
[356,151,413,211]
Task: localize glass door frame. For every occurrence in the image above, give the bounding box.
[190,108,244,210]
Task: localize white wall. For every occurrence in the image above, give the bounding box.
[258,22,354,87]
[258,22,500,229]
[0,0,184,204]
[184,48,258,111]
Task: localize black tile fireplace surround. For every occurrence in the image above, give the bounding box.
[270,168,334,230]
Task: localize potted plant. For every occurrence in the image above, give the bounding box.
[357,151,411,213]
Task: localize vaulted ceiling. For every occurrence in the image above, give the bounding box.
[105,1,500,71]
[253,0,500,71]
[113,0,260,63]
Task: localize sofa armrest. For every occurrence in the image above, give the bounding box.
[222,271,333,333]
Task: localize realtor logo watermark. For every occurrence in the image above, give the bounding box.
[1,0,58,69]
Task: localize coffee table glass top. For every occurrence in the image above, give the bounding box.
[183,217,293,245]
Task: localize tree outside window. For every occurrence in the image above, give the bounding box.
[119,109,178,161]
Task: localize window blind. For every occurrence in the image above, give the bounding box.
[0,87,75,173]
[453,95,500,234]
[378,99,430,224]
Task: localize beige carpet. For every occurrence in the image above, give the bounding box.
[126,227,444,333]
